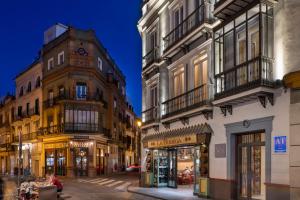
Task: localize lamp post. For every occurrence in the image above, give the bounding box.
[17,130,22,197]
[136,120,142,187]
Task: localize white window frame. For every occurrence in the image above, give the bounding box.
[48,58,54,70]
[97,57,103,71]
[58,51,65,65]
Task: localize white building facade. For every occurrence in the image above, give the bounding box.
[138,0,300,199]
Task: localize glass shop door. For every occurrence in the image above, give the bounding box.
[167,149,177,188]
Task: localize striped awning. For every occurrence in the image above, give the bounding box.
[142,123,213,148]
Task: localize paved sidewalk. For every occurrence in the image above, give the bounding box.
[127,186,207,200]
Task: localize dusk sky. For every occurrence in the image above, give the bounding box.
[0,0,142,115]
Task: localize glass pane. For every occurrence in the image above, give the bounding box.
[239,146,248,198]
[194,147,200,194]
[224,31,234,71]
[251,145,265,199]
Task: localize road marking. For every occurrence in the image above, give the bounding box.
[91,178,109,183]
[107,180,124,187]
[89,178,107,183]
[115,182,131,191]
[97,180,115,186]
[78,178,102,183]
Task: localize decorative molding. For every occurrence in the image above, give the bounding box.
[203,110,213,120]
[162,122,170,129]
[179,117,189,126]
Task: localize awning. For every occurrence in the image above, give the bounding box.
[143,123,213,148]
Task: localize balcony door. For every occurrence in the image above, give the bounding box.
[172,67,185,113]
[174,5,184,40]
[194,54,208,103]
[150,85,158,120]
[76,83,87,100]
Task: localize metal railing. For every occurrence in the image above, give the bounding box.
[162,84,208,118]
[142,106,159,124]
[43,90,105,108]
[143,47,159,68]
[13,131,39,142]
[164,4,206,51]
[39,123,103,136]
[14,108,40,121]
[215,56,274,99]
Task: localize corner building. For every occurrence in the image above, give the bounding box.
[138,0,300,199]
[40,24,138,177]
[0,24,140,178]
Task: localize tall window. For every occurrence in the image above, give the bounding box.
[76,83,87,100]
[150,85,158,108]
[173,5,184,39]
[19,87,24,97]
[48,90,54,106]
[97,57,103,71]
[35,76,41,88]
[18,106,22,117]
[194,54,208,87]
[35,98,39,114]
[173,67,185,97]
[48,58,54,70]
[26,103,30,115]
[27,82,32,93]
[59,86,65,98]
[58,51,65,65]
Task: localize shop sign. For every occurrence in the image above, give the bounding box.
[274,136,287,153]
[44,143,68,149]
[147,135,197,148]
[70,141,92,148]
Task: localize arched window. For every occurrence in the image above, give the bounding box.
[27,82,32,92]
[36,76,41,88]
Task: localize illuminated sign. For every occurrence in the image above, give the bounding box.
[274,136,287,153]
[147,134,197,148]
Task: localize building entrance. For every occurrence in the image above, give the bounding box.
[74,147,88,176]
[237,132,265,199]
[150,145,208,194]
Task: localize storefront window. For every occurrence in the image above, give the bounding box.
[45,150,55,175]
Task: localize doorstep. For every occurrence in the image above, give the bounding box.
[127,186,207,200]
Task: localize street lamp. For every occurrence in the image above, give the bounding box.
[17,130,22,197]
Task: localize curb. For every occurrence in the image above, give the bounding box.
[127,187,167,200]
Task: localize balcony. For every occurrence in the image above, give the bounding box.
[163,4,207,52]
[43,91,105,108]
[142,106,159,125]
[39,123,103,136]
[14,108,39,121]
[162,84,208,119]
[13,131,38,142]
[143,47,159,70]
[214,0,254,20]
[215,57,274,100]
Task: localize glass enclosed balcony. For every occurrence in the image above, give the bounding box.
[214,3,274,99]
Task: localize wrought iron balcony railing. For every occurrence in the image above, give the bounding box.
[215,56,274,100]
[163,4,206,51]
[39,123,104,136]
[13,131,39,142]
[142,106,159,124]
[162,84,208,119]
[43,91,105,108]
[14,108,40,121]
[143,47,159,69]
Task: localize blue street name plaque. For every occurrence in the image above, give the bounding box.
[274,136,287,153]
